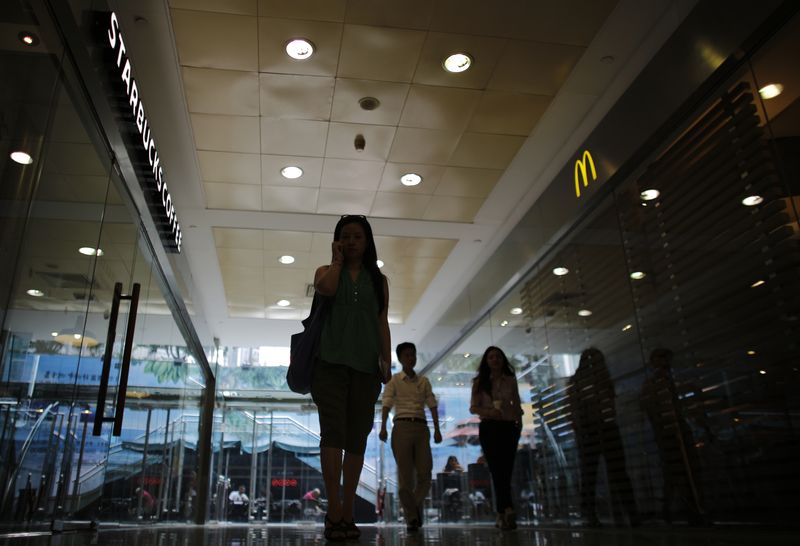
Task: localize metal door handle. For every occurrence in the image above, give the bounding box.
[92,282,141,436]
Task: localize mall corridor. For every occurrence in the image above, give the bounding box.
[1,0,799,544]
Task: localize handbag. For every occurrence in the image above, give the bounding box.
[287,293,329,394]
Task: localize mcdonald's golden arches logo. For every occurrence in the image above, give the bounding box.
[574,150,597,198]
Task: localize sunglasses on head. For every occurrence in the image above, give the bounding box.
[340,214,367,219]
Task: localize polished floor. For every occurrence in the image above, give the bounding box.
[2,524,800,546]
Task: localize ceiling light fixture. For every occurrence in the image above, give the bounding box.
[51,331,58,337]
[285,38,314,60]
[640,189,660,201]
[630,271,646,280]
[464,353,470,358]
[747,350,756,356]
[78,247,104,256]
[758,83,783,100]
[622,324,633,331]
[53,316,99,347]
[500,320,509,326]
[552,267,569,276]
[578,309,592,317]
[443,52,472,73]
[750,279,765,288]
[10,151,33,165]
[18,31,39,46]
[27,289,44,297]
[376,259,384,268]
[510,307,523,315]
[759,370,766,375]
[277,299,291,307]
[400,173,422,187]
[742,195,763,206]
[278,255,295,265]
[358,96,380,111]
[281,166,303,179]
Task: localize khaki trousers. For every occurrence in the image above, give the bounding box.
[390,421,432,522]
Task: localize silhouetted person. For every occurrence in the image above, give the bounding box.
[567,348,639,526]
[640,348,705,524]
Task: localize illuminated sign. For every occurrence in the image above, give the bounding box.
[107,12,182,252]
[271,478,298,487]
[574,150,597,198]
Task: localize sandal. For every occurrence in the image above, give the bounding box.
[324,514,346,541]
[343,519,361,540]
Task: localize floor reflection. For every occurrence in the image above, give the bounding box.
[1,525,799,546]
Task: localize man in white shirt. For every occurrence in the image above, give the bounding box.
[379,342,442,532]
[228,484,249,521]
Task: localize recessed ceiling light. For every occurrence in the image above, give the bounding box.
[285,38,314,60]
[758,83,783,100]
[747,350,756,356]
[464,353,470,358]
[622,324,633,331]
[27,289,44,297]
[742,195,763,206]
[552,267,569,276]
[281,166,303,179]
[510,307,523,315]
[278,255,295,264]
[400,173,422,186]
[578,309,592,317]
[750,279,765,288]
[277,299,291,307]
[759,370,767,375]
[500,320,509,326]
[630,271,646,280]
[443,52,472,73]
[51,331,58,337]
[640,189,660,201]
[10,151,33,165]
[18,31,38,46]
[79,247,104,256]
[376,259,384,268]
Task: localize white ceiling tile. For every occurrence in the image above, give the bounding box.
[331,79,409,125]
[325,122,396,161]
[315,189,374,215]
[171,9,258,71]
[169,0,257,16]
[258,0,347,21]
[227,304,266,318]
[371,192,432,219]
[213,227,263,249]
[263,268,308,295]
[489,40,585,95]
[435,167,502,198]
[216,247,264,268]
[191,114,260,153]
[506,0,618,46]
[220,265,264,286]
[338,24,426,82]
[413,32,506,89]
[258,17,342,77]
[263,230,314,251]
[183,67,259,116]
[423,195,483,222]
[259,73,335,120]
[467,91,551,135]
[205,182,262,210]
[261,154,323,187]
[400,85,482,131]
[379,163,445,194]
[261,118,328,156]
[449,133,525,169]
[198,151,261,185]
[388,127,461,164]
[311,232,335,257]
[261,185,319,213]
[321,158,384,191]
[344,0,433,29]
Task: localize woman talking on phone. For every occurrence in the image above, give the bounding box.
[470,346,524,530]
[312,214,391,541]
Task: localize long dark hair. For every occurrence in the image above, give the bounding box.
[474,346,514,395]
[334,215,385,314]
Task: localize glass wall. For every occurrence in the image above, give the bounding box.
[420,13,800,526]
[0,0,206,529]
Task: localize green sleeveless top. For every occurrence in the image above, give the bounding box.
[319,268,380,374]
